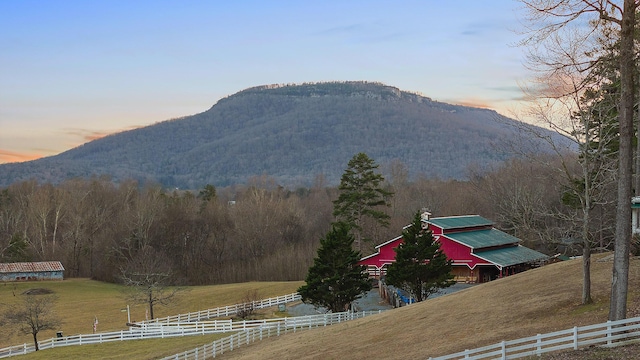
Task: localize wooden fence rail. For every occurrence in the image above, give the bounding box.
[140,293,301,324]
[429,315,640,360]
[161,310,383,360]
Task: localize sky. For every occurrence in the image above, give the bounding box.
[0,0,531,164]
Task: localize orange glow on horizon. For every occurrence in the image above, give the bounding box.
[0,125,146,164]
[0,149,45,164]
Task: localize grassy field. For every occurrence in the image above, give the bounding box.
[14,333,229,360]
[5,254,640,359]
[219,253,640,360]
[0,279,303,352]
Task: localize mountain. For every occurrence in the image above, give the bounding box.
[0,82,566,189]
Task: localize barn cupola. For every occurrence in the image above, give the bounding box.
[420,208,431,229]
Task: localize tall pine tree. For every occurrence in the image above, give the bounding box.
[386,212,454,302]
[333,152,392,252]
[297,222,372,312]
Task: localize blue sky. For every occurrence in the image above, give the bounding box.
[0,0,528,163]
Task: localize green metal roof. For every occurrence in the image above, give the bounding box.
[474,245,548,267]
[445,228,519,249]
[428,215,493,230]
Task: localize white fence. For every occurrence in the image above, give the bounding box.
[429,315,640,360]
[161,310,383,360]
[0,310,381,358]
[0,292,301,358]
[140,293,301,324]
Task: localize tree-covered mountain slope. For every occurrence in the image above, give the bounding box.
[0,82,564,189]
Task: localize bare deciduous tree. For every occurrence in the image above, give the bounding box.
[236,289,260,319]
[2,294,61,351]
[119,246,185,321]
[518,0,637,318]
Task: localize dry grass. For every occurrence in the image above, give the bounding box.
[219,253,640,360]
[0,279,302,349]
[5,254,640,360]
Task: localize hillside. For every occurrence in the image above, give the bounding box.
[0,82,567,189]
[6,255,640,359]
[215,254,640,360]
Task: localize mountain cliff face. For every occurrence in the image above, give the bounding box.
[0,82,561,189]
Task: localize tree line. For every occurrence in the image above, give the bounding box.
[0,152,617,287]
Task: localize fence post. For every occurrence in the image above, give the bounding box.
[573,326,579,350]
[501,340,506,359]
[536,333,542,355]
[607,320,612,346]
[464,349,470,358]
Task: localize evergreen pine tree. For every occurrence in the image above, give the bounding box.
[297,222,372,312]
[333,152,393,251]
[385,212,454,302]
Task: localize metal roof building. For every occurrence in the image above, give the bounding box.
[359,215,548,283]
[0,261,65,282]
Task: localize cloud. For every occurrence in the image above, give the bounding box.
[0,149,44,163]
[460,29,481,36]
[63,128,110,142]
[487,85,523,93]
[315,23,363,36]
[460,21,500,37]
[314,22,407,44]
[63,125,142,142]
[450,98,493,109]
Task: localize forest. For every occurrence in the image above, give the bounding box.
[0,153,619,286]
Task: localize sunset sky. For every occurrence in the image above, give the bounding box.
[1,0,529,164]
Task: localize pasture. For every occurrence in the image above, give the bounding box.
[0,279,302,351]
[5,253,640,359]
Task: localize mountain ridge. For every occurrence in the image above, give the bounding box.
[0,81,562,189]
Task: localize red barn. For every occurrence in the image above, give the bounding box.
[359,214,548,283]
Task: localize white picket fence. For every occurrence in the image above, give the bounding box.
[0,310,381,358]
[161,310,383,360]
[429,315,640,360]
[140,292,301,324]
